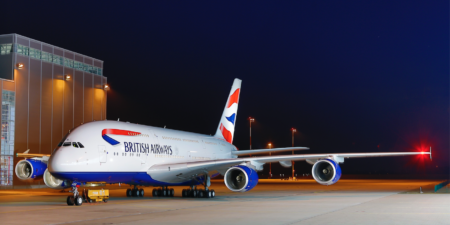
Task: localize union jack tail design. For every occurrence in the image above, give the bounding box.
[214,78,241,143]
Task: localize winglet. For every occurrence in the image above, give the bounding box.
[24,149,30,154]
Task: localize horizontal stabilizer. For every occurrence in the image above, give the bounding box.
[232,147,309,156]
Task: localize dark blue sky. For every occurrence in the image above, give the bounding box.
[3,1,448,175]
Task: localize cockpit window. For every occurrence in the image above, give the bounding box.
[58,132,71,147]
[72,142,79,148]
[78,142,85,148]
[63,142,71,146]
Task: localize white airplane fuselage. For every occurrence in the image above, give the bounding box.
[49,120,237,186]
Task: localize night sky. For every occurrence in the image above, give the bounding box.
[2,1,448,176]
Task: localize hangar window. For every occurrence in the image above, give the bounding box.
[29,48,41,59]
[0,44,12,55]
[0,90,14,186]
[16,44,29,56]
[72,142,79,148]
[52,55,63,65]
[77,142,85,148]
[63,142,71,146]
[41,51,52,62]
[64,58,74,68]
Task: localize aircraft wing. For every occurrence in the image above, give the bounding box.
[149,150,431,179]
[232,147,309,156]
[16,150,51,163]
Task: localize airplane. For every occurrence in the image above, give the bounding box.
[14,78,431,206]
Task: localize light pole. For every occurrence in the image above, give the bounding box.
[248,117,254,150]
[291,128,296,179]
[268,143,272,178]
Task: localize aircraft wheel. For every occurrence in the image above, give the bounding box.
[126,189,132,197]
[191,190,197,198]
[67,196,74,205]
[139,189,144,197]
[207,190,212,198]
[170,188,174,197]
[211,190,215,198]
[162,189,167,197]
[103,198,108,203]
[133,189,139,197]
[199,191,204,198]
[152,189,157,197]
[182,189,186,197]
[75,196,83,206]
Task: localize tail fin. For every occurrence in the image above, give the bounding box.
[214,78,242,143]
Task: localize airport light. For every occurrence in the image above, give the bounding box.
[291,128,297,179]
[16,63,24,69]
[268,143,272,178]
[65,75,71,80]
[104,84,109,90]
[248,117,255,150]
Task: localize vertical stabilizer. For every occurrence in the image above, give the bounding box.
[214,79,242,143]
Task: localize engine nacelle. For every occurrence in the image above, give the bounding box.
[43,169,70,189]
[15,159,47,180]
[312,159,342,185]
[224,165,258,192]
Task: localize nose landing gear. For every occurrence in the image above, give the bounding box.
[67,182,83,206]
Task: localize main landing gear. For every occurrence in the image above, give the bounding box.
[67,182,83,206]
[182,187,215,198]
[152,186,175,197]
[126,186,145,197]
[182,174,215,198]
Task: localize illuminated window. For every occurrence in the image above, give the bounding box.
[41,51,52,62]
[0,91,14,186]
[0,44,12,55]
[29,48,41,59]
[16,44,29,56]
[52,55,63,65]
[64,58,74,68]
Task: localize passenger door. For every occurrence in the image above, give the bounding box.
[98,145,107,163]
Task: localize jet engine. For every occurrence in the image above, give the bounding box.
[224,165,258,192]
[311,159,342,185]
[43,169,70,189]
[15,159,47,180]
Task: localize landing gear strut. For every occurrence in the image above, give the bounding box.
[67,182,83,206]
[182,174,215,198]
[152,186,174,197]
[126,185,144,197]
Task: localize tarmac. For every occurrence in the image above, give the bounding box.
[0,179,449,225]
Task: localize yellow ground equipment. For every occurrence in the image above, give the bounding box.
[82,189,109,203]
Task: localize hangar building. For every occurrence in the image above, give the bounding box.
[0,34,107,188]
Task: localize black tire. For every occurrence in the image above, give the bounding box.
[152,189,157,197]
[67,196,74,206]
[126,189,132,197]
[170,189,174,197]
[133,189,139,197]
[192,190,197,198]
[103,198,108,203]
[75,196,83,206]
[207,190,212,198]
[211,190,215,198]
[139,189,144,197]
[182,189,186,197]
[199,191,204,198]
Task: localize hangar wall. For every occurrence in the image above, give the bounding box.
[0,34,107,188]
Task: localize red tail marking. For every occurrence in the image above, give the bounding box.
[220,123,232,143]
[226,88,240,108]
[102,129,141,136]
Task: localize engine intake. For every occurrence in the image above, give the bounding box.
[224,165,258,192]
[312,159,342,185]
[43,169,70,189]
[15,159,47,180]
